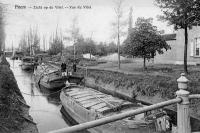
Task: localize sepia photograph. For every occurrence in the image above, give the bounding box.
[0,0,200,133]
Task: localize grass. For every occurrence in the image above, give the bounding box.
[77,60,200,120]
[0,57,38,133]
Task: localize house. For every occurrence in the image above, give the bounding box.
[82,53,96,59]
[154,26,200,65]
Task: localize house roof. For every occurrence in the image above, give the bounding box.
[162,33,176,41]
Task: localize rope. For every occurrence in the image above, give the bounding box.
[13,75,32,77]
[21,89,62,96]
[29,109,62,116]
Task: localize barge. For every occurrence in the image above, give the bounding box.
[60,84,171,133]
[34,63,66,90]
[21,56,35,70]
[34,63,83,90]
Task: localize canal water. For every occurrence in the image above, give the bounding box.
[8,58,69,133]
[7,58,200,133]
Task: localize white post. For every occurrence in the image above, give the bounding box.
[176,73,191,133]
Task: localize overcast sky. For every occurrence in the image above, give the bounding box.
[1,0,174,49]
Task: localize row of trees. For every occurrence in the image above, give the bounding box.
[19,27,40,55]
[47,15,119,57]
[64,38,118,57]
[18,16,169,71]
[17,0,200,73]
[17,25,119,57]
[48,30,64,55]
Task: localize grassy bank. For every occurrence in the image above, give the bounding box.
[0,56,38,133]
[76,62,200,120]
[49,57,200,119]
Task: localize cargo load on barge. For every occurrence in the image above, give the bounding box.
[60,84,171,133]
[34,63,84,90]
[34,63,67,90]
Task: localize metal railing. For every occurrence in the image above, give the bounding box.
[49,73,200,133]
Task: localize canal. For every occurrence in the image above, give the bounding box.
[8,58,68,133]
[7,58,200,133]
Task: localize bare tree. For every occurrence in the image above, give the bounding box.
[0,3,5,54]
[112,0,127,69]
[64,16,80,61]
[89,31,94,61]
[48,28,64,55]
[43,35,46,51]
[19,26,40,55]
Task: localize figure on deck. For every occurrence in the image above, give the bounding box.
[61,62,67,76]
[73,62,76,72]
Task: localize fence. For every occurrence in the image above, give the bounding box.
[49,73,199,133]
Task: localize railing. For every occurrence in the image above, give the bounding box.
[49,73,200,133]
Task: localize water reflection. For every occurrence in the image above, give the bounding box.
[8,58,68,133]
[37,84,61,106]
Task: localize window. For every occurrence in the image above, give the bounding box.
[194,38,200,56]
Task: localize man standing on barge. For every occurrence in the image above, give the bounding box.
[61,62,67,76]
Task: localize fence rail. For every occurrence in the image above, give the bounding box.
[49,98,181,133]
[49,73,200,133]
[189,94,200,99]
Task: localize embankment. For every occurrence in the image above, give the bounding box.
[0,56,38,133]
[77,67,200,130]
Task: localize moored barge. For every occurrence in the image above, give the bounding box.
[61,85,171,133]
[34,63,84,90]
[34,63,66,90]
[21,56,35,70]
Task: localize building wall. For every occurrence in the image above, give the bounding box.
[155,26,200,65]
[154,40,177,64]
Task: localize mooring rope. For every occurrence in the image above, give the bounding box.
[20,89,62,96]
[29,109,62,116]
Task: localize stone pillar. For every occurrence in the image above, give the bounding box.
[176,73,191,133]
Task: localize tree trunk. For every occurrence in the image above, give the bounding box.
[117,16,120,69]
[90,49,91,61]
[143,56,146,70]
[73,40,76,61]
[184,25,188,74]
[0,42,1,53]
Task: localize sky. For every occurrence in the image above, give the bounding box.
[1,0,174,49]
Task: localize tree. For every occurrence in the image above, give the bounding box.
[0,4,5,54]
[31,27,40,54]
[106,41,118,54]
[42,35,46,51]
[19,33,27,53]
[96,42,107,56]
[48,32,64,55]
[111,0,127,69]
[18,27,40,55]
[75,37,97,56]
[84,39,96,58]
[64,16,81,61]
[155,0,200,73]
[124,17,171,69]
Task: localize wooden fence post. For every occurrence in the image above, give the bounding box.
[86,66,88,77]
[176,73,191,133]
